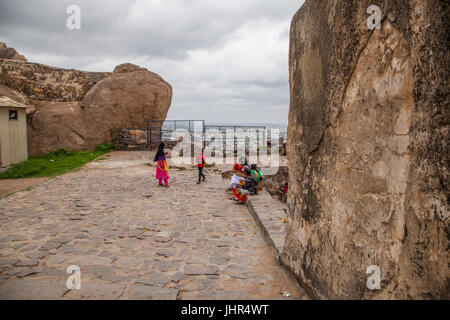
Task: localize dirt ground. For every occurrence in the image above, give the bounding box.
[0,177,48,198]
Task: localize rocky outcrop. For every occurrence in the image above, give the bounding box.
[81,64,172,149]
[283,0,449,300]
[0,47,172,155]
[0,42,27,61]
[0,59,110,102]
[0,84,31,106]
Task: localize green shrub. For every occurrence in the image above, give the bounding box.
[94,143,115,153]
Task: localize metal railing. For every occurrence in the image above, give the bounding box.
[111,120,273,151]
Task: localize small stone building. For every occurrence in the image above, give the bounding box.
[0,97,28,168]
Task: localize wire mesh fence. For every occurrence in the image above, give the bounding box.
[111,120,274,153]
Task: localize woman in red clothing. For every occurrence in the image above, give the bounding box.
[154,142,169,187]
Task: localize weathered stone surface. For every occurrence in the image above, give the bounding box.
[0,278,68,299]
[28,101,88,155]
[113,63,146,73]
[263,166,289,202]
[15,259,39,267]
[128,284,179,300]
[184,265,219,276]
[283,0,449,300]
[136,274,171,287]
[16,268,38,278]
[4,267,28,276]
[40,240,63,251]
[81,63,172,149]
[0,84,31,106]
[66,281,126,300]
[25,251,49,260]
[0,59,108,102]
[0,258,19,268]
[0,42,27,61]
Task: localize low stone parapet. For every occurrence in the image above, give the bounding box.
[245,190,287,264]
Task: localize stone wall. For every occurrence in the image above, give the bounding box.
[282,0,449,299]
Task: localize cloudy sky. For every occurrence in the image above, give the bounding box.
[0,0,304,124]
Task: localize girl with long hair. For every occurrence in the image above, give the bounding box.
[154,142,169,187]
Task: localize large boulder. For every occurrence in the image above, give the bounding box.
[81,63,172,149]
[29,101,88,155]
[282,0,448,299]
[0,50,172,156]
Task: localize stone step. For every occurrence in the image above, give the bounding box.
[245,190,287,264]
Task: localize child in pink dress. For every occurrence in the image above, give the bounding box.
[154,142,169,187]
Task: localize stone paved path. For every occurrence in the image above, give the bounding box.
[0,151,304,299]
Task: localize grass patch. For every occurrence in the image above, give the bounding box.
[0,143,115,179]
[204,163,215,168]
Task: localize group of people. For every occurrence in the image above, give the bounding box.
[153,143,263,203]
[227,157,263,203]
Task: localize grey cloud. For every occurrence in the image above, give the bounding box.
[0,0,304,124]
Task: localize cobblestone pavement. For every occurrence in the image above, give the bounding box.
[0,152,305,300]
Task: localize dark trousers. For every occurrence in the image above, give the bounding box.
[198,166,205,182]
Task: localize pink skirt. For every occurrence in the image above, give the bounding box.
[155,160,169,179]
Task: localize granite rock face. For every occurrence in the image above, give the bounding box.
[0,42,27,61]
[29,101,88,155]
[0,84,31,106]
[0,59,109,102]
[0,45,172,155]
[282,0,449,299]
[81,64,172,149]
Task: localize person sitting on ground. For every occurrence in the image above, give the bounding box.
[250,164,263,192]
[196,152,206,184]
[154,142,169,187]
[227,157,249,190]
[280,182,288,201]
[231,167,258,203]
[280,182,288,194]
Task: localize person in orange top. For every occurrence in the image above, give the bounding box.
[196,152,206,184]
